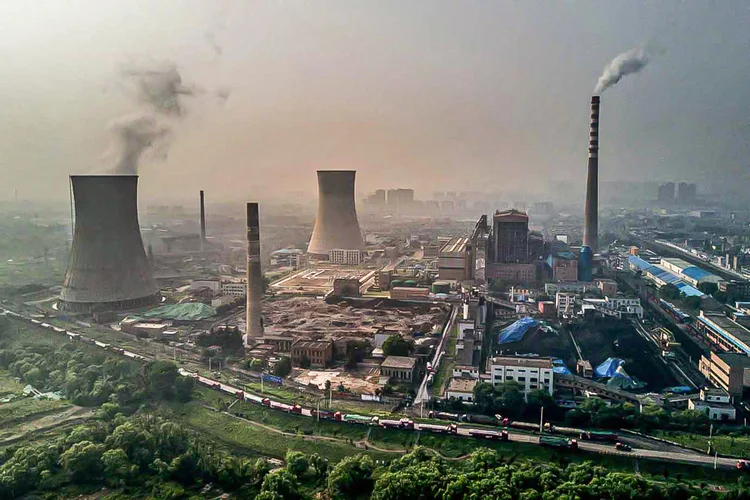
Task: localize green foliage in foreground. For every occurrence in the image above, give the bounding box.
[0,341,194,407]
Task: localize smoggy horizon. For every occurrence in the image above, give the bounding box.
[1,1,749,204]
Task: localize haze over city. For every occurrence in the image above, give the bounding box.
[1,0,749,203]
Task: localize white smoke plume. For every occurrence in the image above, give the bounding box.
[594,47,653,95]
[110,115,170,175]
[108,61,192,174]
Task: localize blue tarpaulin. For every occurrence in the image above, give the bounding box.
[552,357,572,375]
[664,386,694,394]
[497,317,539,345]
[594,357,624,379]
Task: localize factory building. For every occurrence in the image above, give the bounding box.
[437,237,473,281]
[627,256,705,297]
[291,339,333,368]
[270,248,304,268]
[688,388,736,421]
[329,249,363,265]
[484,209,536,284]
[699,351,750,398]
[659,258,721,288]
[546,241,578,281]
[489,356,554,396]
[696,312,750,356]
[380,356,417,383]
[60,175,159,312]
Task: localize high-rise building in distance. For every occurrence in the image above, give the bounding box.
[658,182,676,203]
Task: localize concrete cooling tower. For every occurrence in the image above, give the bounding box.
[60,175,159,312]
[307,170,365,257]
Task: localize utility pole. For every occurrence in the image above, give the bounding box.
[209,358,212,372]
[540,406,544,433]
[317,400,321,423]
[261,372,264,394]
[708,424,713,455]
[714,451,718,470]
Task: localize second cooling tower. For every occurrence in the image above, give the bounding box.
[307,170,365,257]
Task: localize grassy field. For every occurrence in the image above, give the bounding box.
[0,396,69,426]
[652,429,750,457]
[163,399,393,463]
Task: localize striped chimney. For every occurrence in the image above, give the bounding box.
[583,96,600,252]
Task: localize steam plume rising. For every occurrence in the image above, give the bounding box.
[111,115,169,175]
[108,62,191,174]
[594,47,652,95]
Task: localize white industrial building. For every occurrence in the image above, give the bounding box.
[489,356,554,396]
[688,388,736,421]
[329,249,363,265]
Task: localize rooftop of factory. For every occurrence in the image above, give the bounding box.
[493,208,529,221]
[698,312,750,349]
[490,356,554,369]
[439,237,469,255]
[716,352,750,368]
[662,257,692,270]
[270,267,376,294]
[627,256,705,297]
[292,339,332,350]
[381,356,417,370]
[446,377,478,393]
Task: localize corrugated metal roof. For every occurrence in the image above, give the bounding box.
[681,266,714,280]
[674,282,705,297]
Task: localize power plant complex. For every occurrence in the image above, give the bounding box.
[307,170,365,259]
[59,175,159,312]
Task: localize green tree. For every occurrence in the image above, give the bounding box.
[309,453,329,479]
[259,469,303,500]
[285,451,309,478]
[660,283,681,301]
[60,441,105,482]
[682,295,701,311]
[174,375,195,402]
[274,357,292,377]
[382,335,413,357]
[102,448,137,487]
[145,360,180,400]
[327,454,374,499]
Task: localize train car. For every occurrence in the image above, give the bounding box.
[40,323,51,328]
[66,331,81,340]
[380,418,415,430]
[290,404,303,415]
[659,300,690,324]
[52,326,66,333]
[246,394,265,405]
[30,319,41,324]
[94,341,111,349]
[311,409,336,420]
[579,430,618,442]
[419,423,458,435]
[464,414,497,425]
[234,390,244,400]
[111,347,125,354]
[469,429,509,441]
[270,401,294,412]
[539,435,578,450]
[428,411,463,422]
[342,414,377,425]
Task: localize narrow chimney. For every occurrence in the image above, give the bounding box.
[246,202,264,341]
[199,190,206,251]
[583,96,600,252]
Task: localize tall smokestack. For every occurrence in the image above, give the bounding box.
[307,170,365,258]
[246,202,264,340]
[583,96,600,252]
[60,175,159,312]
[199,190,206,251]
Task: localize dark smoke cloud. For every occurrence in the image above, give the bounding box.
[121,62,193,116]
[108,62,191,174]
[594,47,653,95]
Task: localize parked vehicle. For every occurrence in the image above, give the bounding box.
[580,430,618,443]
[469,429,509,441]
[419,423,458,435]
[737,460,750,471]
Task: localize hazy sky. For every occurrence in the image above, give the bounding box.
[1,0,749,203]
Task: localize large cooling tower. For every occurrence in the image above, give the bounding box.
[582,96,600,252]
[60,175,159,312]
[307,170,365,257]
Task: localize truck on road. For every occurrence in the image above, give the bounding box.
[539,435,578,450]
[579,430,618,443]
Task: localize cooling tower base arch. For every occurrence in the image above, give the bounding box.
[59,293,160,313]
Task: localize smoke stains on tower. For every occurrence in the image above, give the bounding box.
[60,175,159,312]
[583,96,600,252]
